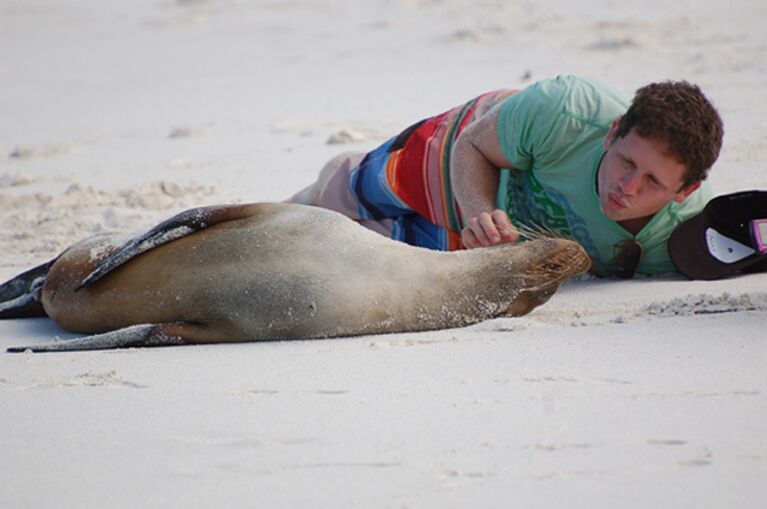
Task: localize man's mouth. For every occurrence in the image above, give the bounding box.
[609,193,628,209]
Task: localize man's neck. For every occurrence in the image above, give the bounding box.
[618,215,652,236]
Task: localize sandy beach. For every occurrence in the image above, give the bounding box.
[1,1,766,507]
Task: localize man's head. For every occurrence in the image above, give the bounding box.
[597,81,723,227]
[615,81,723,187]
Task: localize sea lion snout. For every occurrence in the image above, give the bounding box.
[514,237,591,277]
[540,238,591,277]
[501,238,590,317]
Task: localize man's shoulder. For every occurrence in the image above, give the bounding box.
[535,74,625,96]
[555,75,629,119]
[497,75,629,127]
[495,76,629,169]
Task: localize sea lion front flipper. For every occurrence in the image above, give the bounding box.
[77,203,263,290]
[0,259,56,319]
[5,322,217,353]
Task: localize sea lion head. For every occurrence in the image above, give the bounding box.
[499,237,591,317]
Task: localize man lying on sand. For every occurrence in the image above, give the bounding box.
[287,75,723,278]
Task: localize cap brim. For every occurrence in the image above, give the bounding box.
[669,212,765,280]
[669,213,723,279]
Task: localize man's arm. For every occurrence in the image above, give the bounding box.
[451,108,519,248]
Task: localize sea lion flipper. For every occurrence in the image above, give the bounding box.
[5,322,214,353]
[0,259,56,319]
[78,204,263,290]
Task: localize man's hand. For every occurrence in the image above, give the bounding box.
[461,209,519,248]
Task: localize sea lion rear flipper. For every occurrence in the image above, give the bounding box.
[0,259,56,319]
[78,203,263,289]
[5,322,216,353]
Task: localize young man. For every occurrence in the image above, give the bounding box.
[287,75,723,277]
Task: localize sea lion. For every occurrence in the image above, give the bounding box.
[1,202,590,352]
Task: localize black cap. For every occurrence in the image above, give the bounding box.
[669,190,767,280]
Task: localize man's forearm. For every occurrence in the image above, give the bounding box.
[449,109,518,248]
[451,136,501,220]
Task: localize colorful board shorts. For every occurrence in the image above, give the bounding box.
[288,89,518,251]
[349,134,462,251]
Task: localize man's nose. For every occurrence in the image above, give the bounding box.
[620,170,641,195]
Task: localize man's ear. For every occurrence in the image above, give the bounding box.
[603,118,621,149]
[674,181,701,203]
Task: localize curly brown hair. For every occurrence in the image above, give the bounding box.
[614,81,723,188]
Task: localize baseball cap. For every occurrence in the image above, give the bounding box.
[669,190,767,280]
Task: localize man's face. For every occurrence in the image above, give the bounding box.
[597,124,699,224]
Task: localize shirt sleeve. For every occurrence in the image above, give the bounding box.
[495,76,572,171]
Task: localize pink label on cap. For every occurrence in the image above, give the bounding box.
[753,219,767,253]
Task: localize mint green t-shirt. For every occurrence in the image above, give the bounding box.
[495,75,712,275]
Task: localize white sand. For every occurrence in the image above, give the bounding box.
[1,1,766,507]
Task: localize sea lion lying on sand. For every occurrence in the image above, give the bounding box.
[1,202,590,352]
